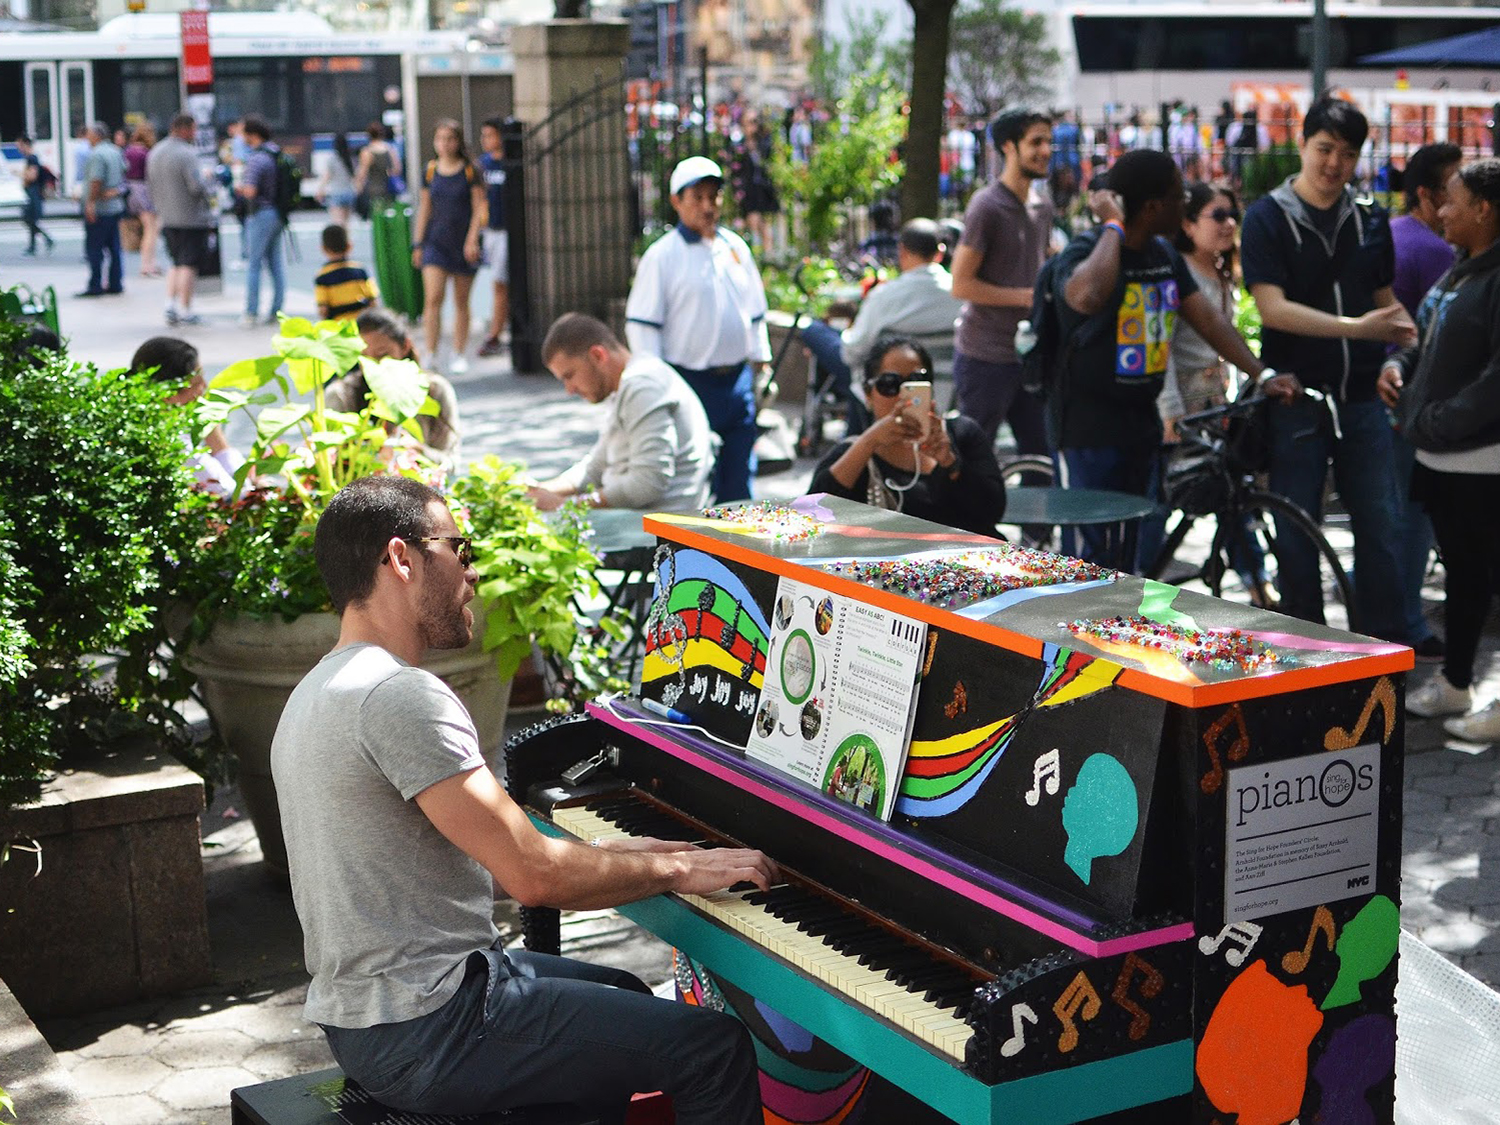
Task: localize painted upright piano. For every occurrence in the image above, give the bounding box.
[509,496,1411,1124]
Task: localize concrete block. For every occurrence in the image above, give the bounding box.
[0,979,104,1125]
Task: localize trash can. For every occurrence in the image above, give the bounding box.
[371,202,424,321]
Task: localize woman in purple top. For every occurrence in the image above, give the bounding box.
[410,120,485,374]
[125,122,162,277]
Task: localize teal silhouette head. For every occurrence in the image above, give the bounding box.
[1062,753,1140,884]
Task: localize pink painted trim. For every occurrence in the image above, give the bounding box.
[589,704,1190,958]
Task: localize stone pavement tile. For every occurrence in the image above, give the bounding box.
[1412,771,1492,798]
[1405,749,1462,777]
[1457,952,1500,989]
[63,1021,159,1060]
[86,1093,177,1125]
[1404,787,1451,815]
[1413,917,1492,952]
[161,995,317,1042]
[242,1035,337,1080]
[1448,793,1500,819]
[1435,878,1500,910]
[151,1028,259,1070]
[67,1055,172,1097]
[155,1064,261,1111]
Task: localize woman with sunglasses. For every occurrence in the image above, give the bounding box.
[1380,158,1500,742]
[1159,183,1243,440]
[809,337,1006,535]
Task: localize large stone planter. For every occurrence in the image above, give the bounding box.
[185,611,512,879]
[0,744,212,1019]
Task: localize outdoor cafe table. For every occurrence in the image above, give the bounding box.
[998,486,1157,570]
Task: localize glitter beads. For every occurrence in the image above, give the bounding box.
[702,501,823,543]
[1065,614,1280,672]
[821,546,1114,609]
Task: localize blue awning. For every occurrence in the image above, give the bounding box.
[1359,26,1500,67]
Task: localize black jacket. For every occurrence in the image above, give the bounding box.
[1393,238,1500,454]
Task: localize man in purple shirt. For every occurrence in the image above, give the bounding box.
[1390,142,1460,666]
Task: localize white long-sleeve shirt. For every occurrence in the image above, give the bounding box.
[625,224,771,370]
[552,355,715,510]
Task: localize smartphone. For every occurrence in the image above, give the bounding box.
[900,381,933,440]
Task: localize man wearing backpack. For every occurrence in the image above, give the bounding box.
[1241,96,1416,641]
[950,107,1054,454]
[237,115,287,326]
[17,135,55,256]
[1052,149,1295,568]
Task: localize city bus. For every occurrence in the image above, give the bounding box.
[0,11,469,198]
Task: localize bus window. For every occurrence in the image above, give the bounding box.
[122,59,181,136]
[28,66,53,142]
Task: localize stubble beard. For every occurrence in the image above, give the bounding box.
[418,575,473,652]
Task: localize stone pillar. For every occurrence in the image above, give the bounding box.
[510,20,633,370]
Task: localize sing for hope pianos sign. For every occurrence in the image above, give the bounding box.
[1224,743,1380,922]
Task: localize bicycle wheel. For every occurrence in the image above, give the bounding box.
[1208,490,1360,633]
[999,454,1055,489]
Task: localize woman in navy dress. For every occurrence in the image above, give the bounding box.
[410,119,486,373]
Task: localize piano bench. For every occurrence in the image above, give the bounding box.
[230,1066,671,1125]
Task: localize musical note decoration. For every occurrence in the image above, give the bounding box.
[1054,971,1102,1053]
[999,1003,1038,1058]
[1024,748,1061,806]
[1198,921,1264,968]
[1111,952,1165,1040]
[1324,676,1397,750]
[1199,702,1250,795]
[1282,905,1337,975]
[944,680,968,720]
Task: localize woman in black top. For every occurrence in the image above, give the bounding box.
[810,337,1006,535]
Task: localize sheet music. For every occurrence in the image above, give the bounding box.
[747,577,926,821]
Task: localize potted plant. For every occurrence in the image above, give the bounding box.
[171,317,618,878]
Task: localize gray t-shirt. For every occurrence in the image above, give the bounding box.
[271,642,497,1029]
[954,181,1054,364]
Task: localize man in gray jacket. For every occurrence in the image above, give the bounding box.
[147,113,218,326]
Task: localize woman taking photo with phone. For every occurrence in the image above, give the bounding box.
[410,119,486,374]
[1380,158,1500,741]
[809,336,1006,535]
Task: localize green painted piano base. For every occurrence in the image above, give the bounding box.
[530,817,1191,1124]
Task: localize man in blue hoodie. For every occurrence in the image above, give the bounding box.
[1241,97,1417,640]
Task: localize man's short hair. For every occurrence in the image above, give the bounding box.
[482,116,505,134]
[897,218,941,259]
[241,115,272,142]
[1302,96,1368,150]
[322,223,351,254]
[1107,149,1181,224]
[989,107,1051,153]
[1404,142,1463,211]
[542,313,622,364]
[315,476,444,613]
[170,113,196,134]
[129,336,199,385]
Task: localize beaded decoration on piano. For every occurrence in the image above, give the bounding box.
[823,547,1115,609]
[701,501,824,542]
[1065,614,1282,672]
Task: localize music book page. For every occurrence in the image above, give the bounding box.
[747,576,926,821]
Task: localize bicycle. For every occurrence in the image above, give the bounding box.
[1143,392,1360,632]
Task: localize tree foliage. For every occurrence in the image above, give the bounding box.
[808,9,911,116]
[948,0,1060,118]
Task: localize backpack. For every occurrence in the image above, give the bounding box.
[1019,251,1075,395]
[266,143,302,222]
[424,159,478,188]
[35,163,58,196]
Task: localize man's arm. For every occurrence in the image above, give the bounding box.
[625,245,667,358]
[531,438,604,510]
[1249,282,1415,344]
[1062,192,1125,315]
[1179,291,1300,402]
[948,244,1033,308]
[414,766,776,909]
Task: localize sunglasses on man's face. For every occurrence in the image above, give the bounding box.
[866,369,931,398]
[415,536,474,568]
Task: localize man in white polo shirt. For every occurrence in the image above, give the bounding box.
[625,156,770,502]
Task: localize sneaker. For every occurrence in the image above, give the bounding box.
[165,308,180,326]
[241,313,260,328]
[477,335,503,358]
[1407,674,1472,719]
[178,312,203,326]
[1413,635,1446,664]
[1444,701,1500,742]
[449,355,469,375]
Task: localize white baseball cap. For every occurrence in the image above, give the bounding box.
[669,156,724,196]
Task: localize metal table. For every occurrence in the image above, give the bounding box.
[999,486,1157,571]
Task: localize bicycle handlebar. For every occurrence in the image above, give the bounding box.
[1176,387,1329,441]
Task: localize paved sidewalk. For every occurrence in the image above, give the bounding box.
[8,219,1500,1122]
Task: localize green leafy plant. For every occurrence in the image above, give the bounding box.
[1235,288,1263,358]
[0,1081,14,1122]
[0,320,195,809]
[451,457,626,711]
[1239,143,1302,203]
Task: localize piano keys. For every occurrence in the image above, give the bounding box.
[508,496,1412,1125]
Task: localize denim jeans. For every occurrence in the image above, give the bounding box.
[83,212,123,292]
[1390,429,1437,643]
[679,362,757,502]
[244,205,285,318]
[798,319,867,431]
[1054,444,1160,570]
[952,351,1049,452]
[322,945,761,1124]
[1265,396,1406,641]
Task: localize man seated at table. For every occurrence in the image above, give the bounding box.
[273,474,773,1120]
[528,313,716,512]
[799,218,963,431]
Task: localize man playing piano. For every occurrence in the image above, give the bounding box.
[270,474,776,1122]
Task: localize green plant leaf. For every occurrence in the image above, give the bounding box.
[211,355,283,390]
[360,356,431,421]
[255,402,314,443]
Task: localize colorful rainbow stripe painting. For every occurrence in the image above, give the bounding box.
[643,548,771,690]
[896,644,1122,818]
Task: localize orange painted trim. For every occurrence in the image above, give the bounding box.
[643,517,1417,707]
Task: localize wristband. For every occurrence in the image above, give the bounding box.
[1256,367,1279,386]
[1102,220,1125,238]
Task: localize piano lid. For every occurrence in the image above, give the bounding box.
[642,495,1413,708]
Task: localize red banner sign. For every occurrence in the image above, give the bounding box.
[180,11,213,94]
